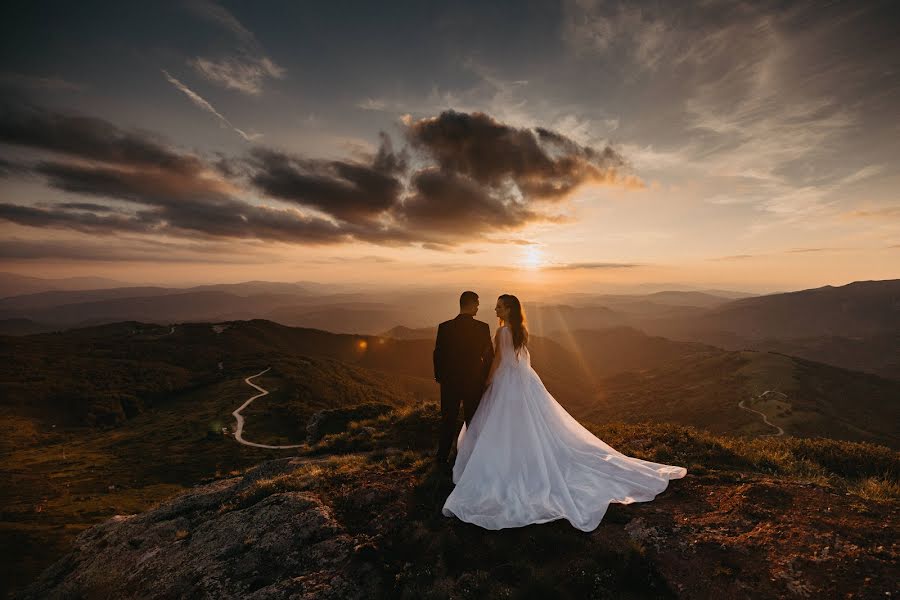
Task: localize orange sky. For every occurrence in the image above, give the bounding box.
[1,1,898,294]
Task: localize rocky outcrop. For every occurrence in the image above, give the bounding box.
[16,406,899,599]
[18,459,376,599]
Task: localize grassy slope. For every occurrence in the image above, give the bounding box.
[6,393,899,598]
[235,402,899,598]
[578,350,900,449]
[0,376,274,596]
[24,401,894,599]
[0,354,432,597]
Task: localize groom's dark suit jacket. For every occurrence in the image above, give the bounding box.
[433,314,494,391]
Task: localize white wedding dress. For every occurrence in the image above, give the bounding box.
[442,326,687,531]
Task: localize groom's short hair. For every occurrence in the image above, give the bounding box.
[459,291,479,308]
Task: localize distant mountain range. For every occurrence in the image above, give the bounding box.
[0,272,142,297]
[3,317,896,448]
[1,278,897,380]
[646,279,900,340]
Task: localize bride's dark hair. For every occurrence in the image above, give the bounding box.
[499,294,528,353]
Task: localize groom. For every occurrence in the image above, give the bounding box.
[433,291,495,466]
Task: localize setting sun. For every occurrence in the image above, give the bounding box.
[521,247,545,270]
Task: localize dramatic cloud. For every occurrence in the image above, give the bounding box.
[0,202,156,235]
[242,111,633,245]
[0,103,200,171]
[0,194,348,245]
[0,104,636,249]
[0,237,274,263]
[0,156,28,177]
[399,168,541,235]
[404,110,635,201]
[0,106,346,244]
[246,144,405,225]
[33,160,228,206]
[55,202,117,212]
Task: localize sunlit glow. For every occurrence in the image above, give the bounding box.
[357,339,368,350]
[521,246,545,270]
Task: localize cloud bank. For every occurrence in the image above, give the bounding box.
[0,104,637,250]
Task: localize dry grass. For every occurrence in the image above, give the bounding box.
[846,475,900,502]
[301,402,899,501]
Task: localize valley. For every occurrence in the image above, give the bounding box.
[1,278,898,596]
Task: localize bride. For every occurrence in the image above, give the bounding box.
[442,294,687,531]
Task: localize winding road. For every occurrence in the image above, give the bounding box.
[232,367,304,449]
[738,392,785,437]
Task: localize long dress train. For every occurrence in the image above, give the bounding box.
[442,326,687,531]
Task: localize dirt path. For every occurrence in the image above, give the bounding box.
[232,368,305,449]
[738,394,785,437]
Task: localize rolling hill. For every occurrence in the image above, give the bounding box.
[575,349,900,448]
[2,317,898,596]
[746,331,900,380]
[4,319,895,446]
[644,279,900,341]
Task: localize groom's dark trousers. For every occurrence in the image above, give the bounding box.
[433,313,494,463]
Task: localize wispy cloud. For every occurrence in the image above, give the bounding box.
[784,247,853,254]
[543,261,640,270]
[357,97,388,111]
[161,70,259,141]
[185,0,285,95]
[843,206,900,219]
[561,2,671,71]
[562,1,897,238]
[710,247,856,261]
[709,254,756,262]
[308,255,397,265]
[189,56,283,96]
[0,71,85,91]
[186,0,259,48]
[358,57,615,151]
